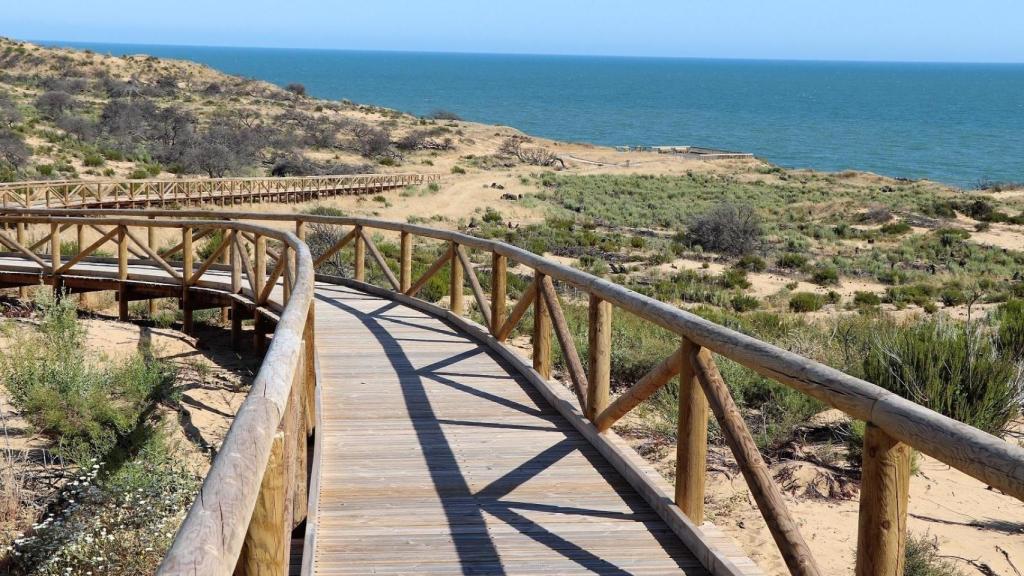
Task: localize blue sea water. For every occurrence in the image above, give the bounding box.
[45,42,1024,187]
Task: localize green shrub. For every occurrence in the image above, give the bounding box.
[196,229,226,261]
[939,285,966,307]
[37,163,55,176]
[993,299,1024,360]
[450,165,466,174]
[83,152,105,167]
[776,252,807,269]
[902,533,963,576]
[720,267,750,289]
[735,254,766,272]
[731,294,760,312]
[935,227,970,247]
[482,207,503,224]
[879,221,911,235]
[789,292,825,313]
[810,263,839,286]
[886,283,936,307]
[427,182,441,193]
[863,318,1021,436]
[129,168,150,179]
[853,291,881,306]
[0,293,177,461]
[304,205,346,217]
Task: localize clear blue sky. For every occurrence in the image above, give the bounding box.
[4,0,1024,63]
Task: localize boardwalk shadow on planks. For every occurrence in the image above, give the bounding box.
[317,292,700,575]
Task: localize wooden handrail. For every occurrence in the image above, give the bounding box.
[0,213,317,576]
[1,205,1022,576]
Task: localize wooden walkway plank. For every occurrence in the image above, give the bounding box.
[309,283,712,575]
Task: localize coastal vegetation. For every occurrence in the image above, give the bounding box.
[0,293,210,574]
[0,37,462,182]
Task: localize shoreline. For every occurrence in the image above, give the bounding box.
[27,37,1022,188]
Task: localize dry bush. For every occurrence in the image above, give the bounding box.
[34,90,76,120]
[497,136,563,167]
[353,127,394,158]
[0,129,31,169]
[687,203,763,256]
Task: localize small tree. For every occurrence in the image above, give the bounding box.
[0,91,21,128]
[56,115,98,141]
[687,203,763,256]
[0,129,31,168]
[355,127,392,158]
[99,97,158,154]
[285,83,307,97]
[183,136,238,178]
[35,90,77,120]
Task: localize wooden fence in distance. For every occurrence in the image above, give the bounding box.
[0,173,440,209]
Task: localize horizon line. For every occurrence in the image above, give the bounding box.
[29,37,1024,67]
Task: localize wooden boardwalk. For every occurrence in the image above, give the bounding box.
[0,254,746,574]
[6,201,1024,576]
[310,283,710,575]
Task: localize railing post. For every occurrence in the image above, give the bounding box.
[353,226,365,282]
[238,432,288,576]
[690,347,821,575]
[282,246,292,302]
[490,253,507,334]
[449,242,463,315]
[220,227,231,324]
[49,223,61,272]
[16,222,26,299]
[675,338,708,522]
[50,223,61,297]
[303,304,316,437]
[230,234,243,350]
[118,225,129,321]
[400,231,412,292]
[586,296,611,421]
[182,227,194,335]
[855,423,910,576]
[148,216,157,317]
[254,234,267,351]
[532,273,552,379]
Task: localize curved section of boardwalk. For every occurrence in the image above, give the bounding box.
[312,283,707,575]
[5,202,1023,576]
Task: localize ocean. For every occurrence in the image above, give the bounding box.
[45,41,1024,187]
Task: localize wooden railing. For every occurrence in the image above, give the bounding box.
[1,207,1022,576]
[0,212,318,575]
[0,173,439,209]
